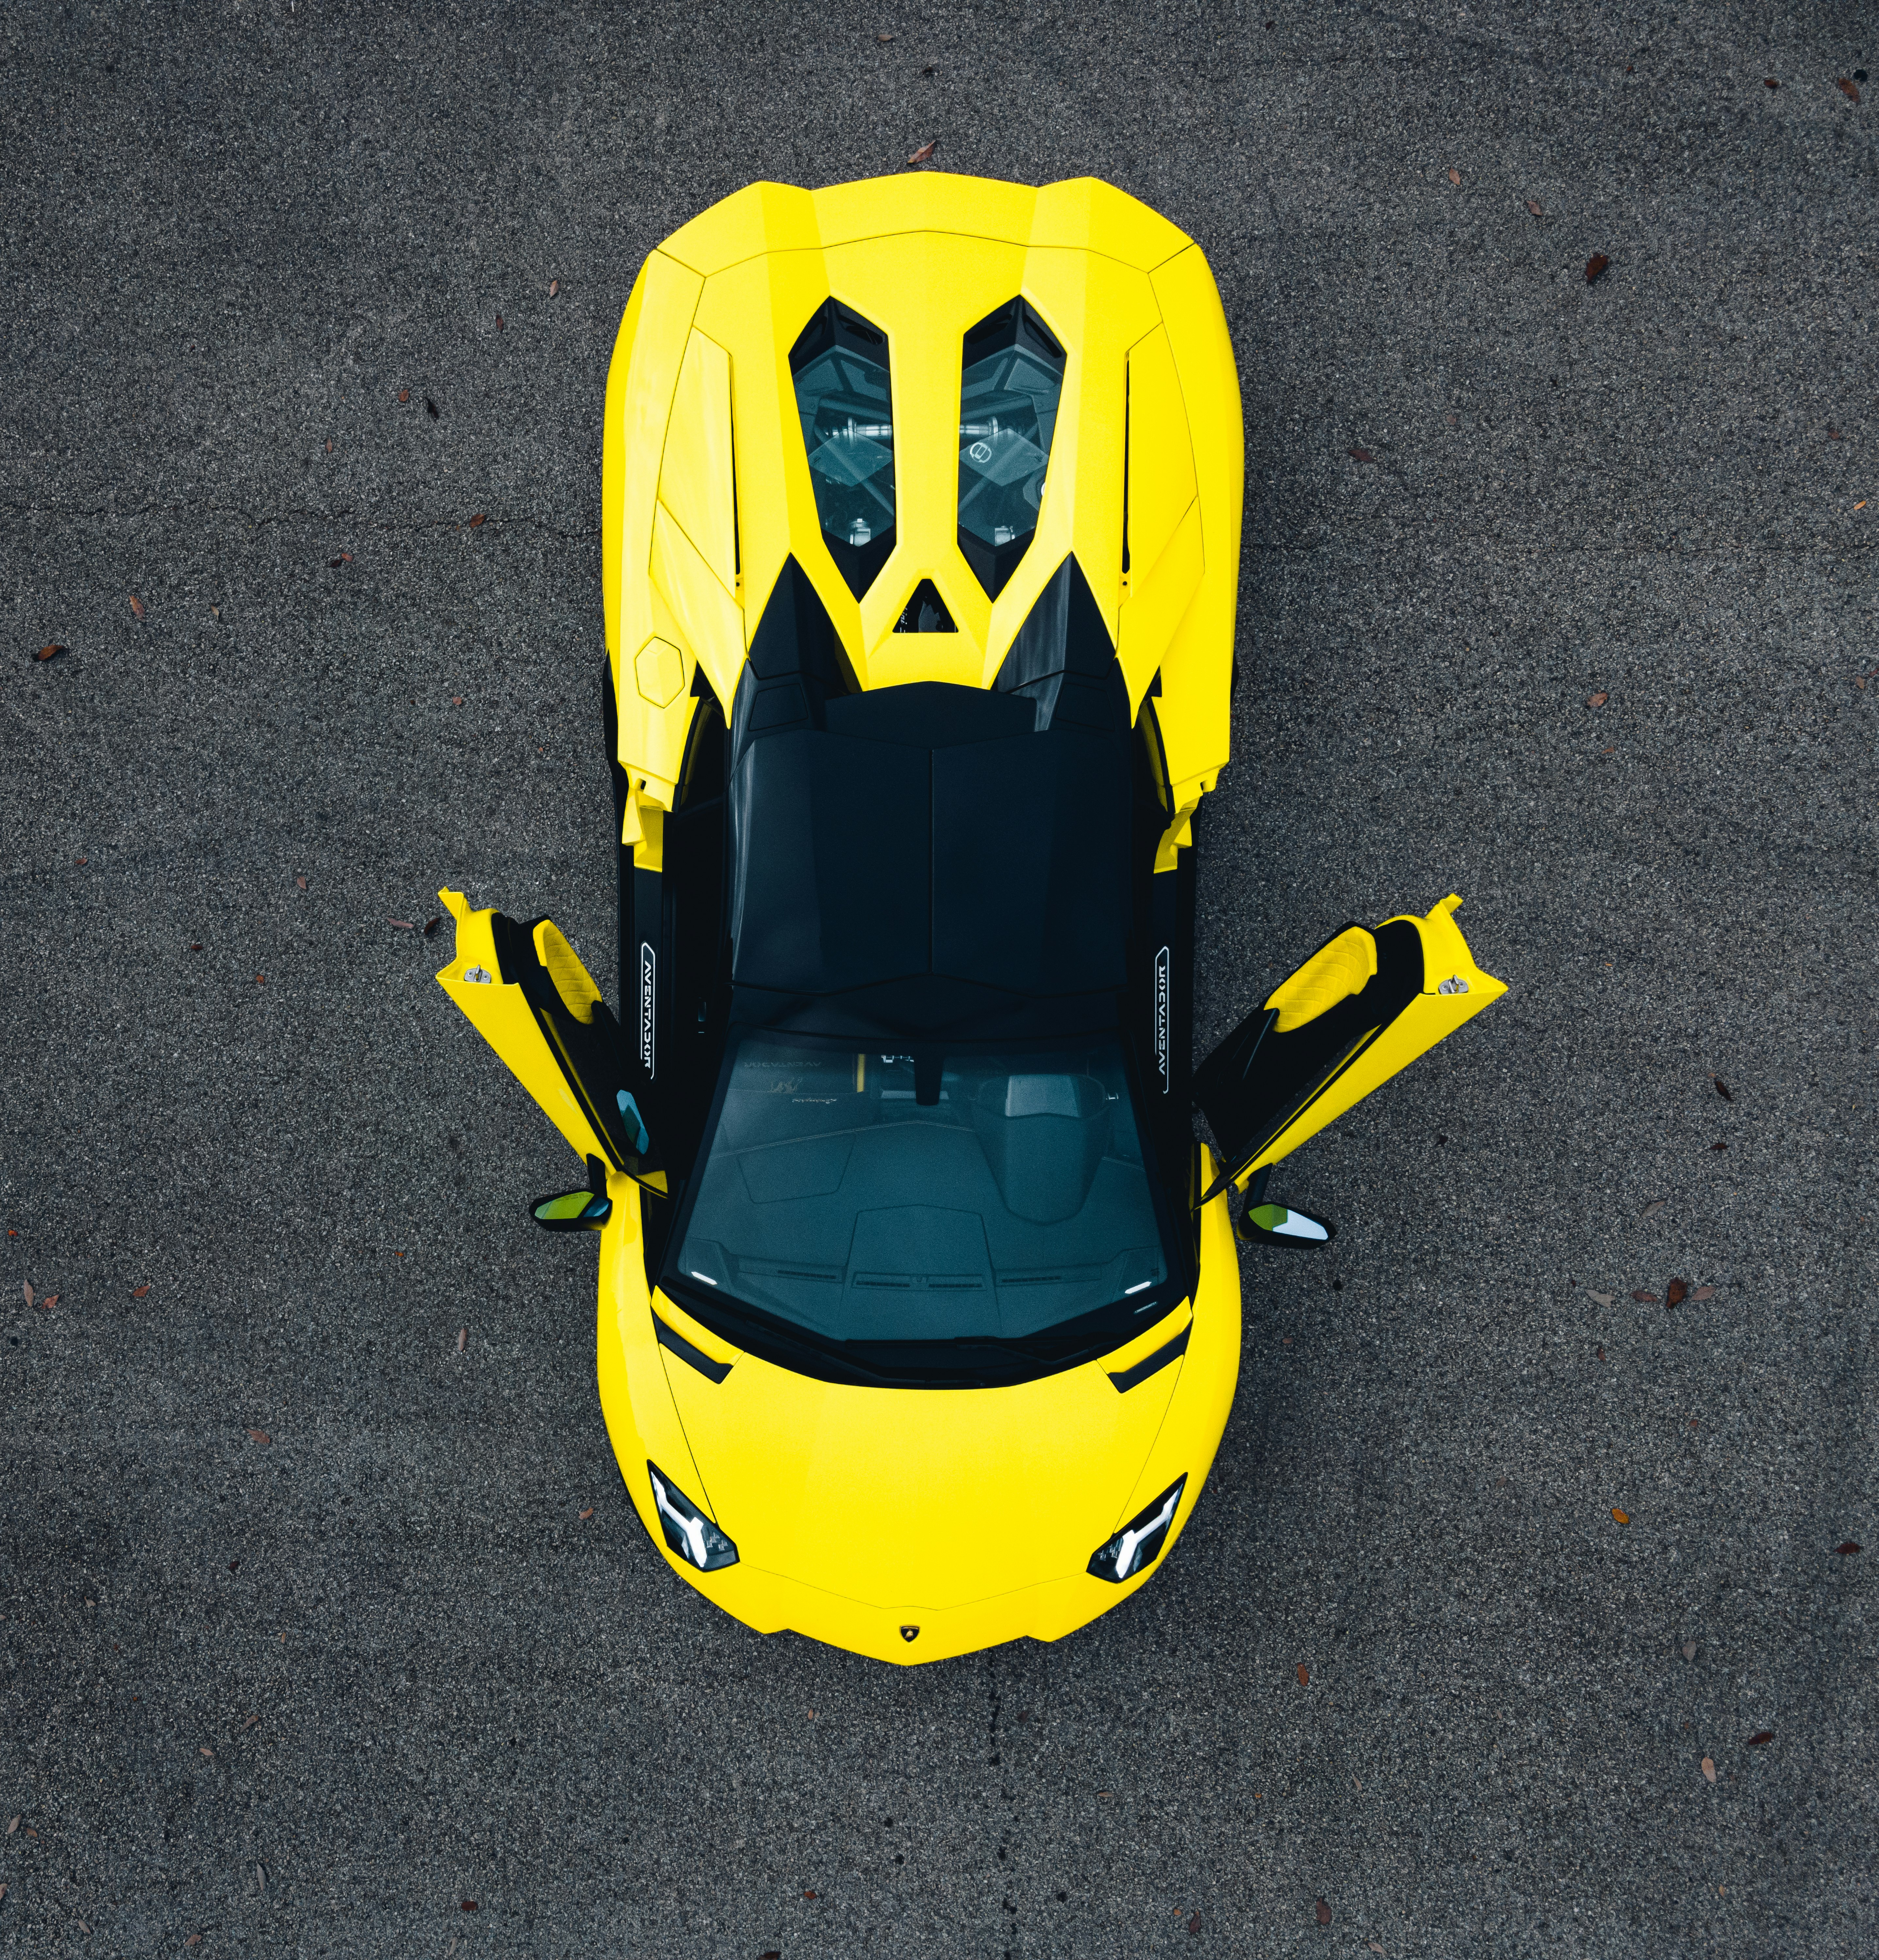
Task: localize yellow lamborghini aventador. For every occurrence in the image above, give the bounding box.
[436,173,1505,1664]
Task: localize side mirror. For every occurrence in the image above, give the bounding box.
[529,1189,612,1233]
[1235,1200,1334,1249]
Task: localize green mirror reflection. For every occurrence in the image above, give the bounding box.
[1235,1200,1334,1249]
[530,1189,612,1232]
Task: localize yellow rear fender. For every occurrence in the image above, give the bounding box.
[1193,894,1506,1198]
[435,889,665,1192]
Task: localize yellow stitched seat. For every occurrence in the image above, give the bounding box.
[533,920,604,1027]
[1263,926,1376,1032]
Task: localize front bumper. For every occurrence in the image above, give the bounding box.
[593,1164,1242,1665]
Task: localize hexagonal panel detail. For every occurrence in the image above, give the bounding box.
[634,637,686,708]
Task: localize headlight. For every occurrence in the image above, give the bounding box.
[647,1462,738,1572]
[1087,1475,1186,1583]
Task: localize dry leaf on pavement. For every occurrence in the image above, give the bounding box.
[247,1428,271,1445]
[1588,691,1608,706]
[1525,198,1543,216]
[1296,1663,1309,1686]
[457,1327,467,1352]
[1837,77,1861,103]
[1702,1756,1716,1782]
[1683,1641,1697,1660]
[1631,1290,1660,1303]
[389,918,416,930]
[549,279,559,297]
[1316,1899,1332,1925]
[580,1507,594,1520]
[469,513,486,528]
[398,388,410,402]
[35,643,65,662]
[1585,253,1611,283]
[1765,77,1778,89]
[200,1746,213,1758]
[1448,168,1460,185]
[1714,1076,1732,1100]
[38,1294,58,1311]
[5,1815,16,1833]
[1693,1285,1714,1300]
[129,593,145,619]
[1748,1731,1773,1746]
[1667,1278,1689,1308]
[1611,1508,1630,1524]
[21,1282,33,1307]
[1348,446,1376,463]
[908,139,938,164]
[1588,1290,1614,1307]
[1836,1541,1862,1555]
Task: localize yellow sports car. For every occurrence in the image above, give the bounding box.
[436,173,1505,1664]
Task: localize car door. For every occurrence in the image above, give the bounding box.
[1192,894,1504,1200]
[435,887,663,1188]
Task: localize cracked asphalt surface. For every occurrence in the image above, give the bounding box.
[3,4,1875,1955]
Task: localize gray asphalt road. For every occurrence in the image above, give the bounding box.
[4,4,1875,1955]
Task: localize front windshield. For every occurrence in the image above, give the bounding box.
[668,1033,1171,1360]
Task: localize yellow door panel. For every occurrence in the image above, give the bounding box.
[1194,895,1507,1195]
[435,890,657,1182]
[1117,498,1203,713]
[657,331,739,595]
[1124,327,1198,581]
[532,919,603,1022]
[655,1320,1182,1612]
[1031,175,1193,270]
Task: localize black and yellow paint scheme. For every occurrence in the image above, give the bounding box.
[436,174,1505,1663]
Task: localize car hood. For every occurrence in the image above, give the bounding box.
[652,1294,1188,1611]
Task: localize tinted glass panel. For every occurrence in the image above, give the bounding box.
[670,1033,1170,1355]
[957,300,1066,598]
[790,301,896,598]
